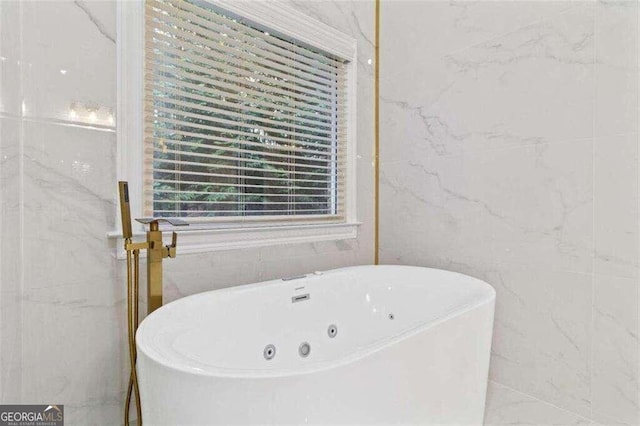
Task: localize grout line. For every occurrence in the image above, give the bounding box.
[373,0,380,265]
[636,4,640,425]
[590,1,598,423]
[18,0,25,402]
[489,380,594,424]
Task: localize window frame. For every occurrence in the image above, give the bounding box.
[114,0,359,254]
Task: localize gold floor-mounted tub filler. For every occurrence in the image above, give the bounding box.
[118,181,188,425]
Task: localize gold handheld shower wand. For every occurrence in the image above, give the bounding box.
[118,181,187,426]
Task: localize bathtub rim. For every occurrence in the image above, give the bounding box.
[136,265,496,379]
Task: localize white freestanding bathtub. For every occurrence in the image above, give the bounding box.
[136,265,495,425]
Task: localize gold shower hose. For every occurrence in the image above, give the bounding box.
[124,241,142,426]
[118,181,144,425]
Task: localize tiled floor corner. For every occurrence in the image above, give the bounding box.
[484,381,593,426]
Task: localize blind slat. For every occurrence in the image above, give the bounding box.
[146,120,339,151]
[149,98,337,140]
[154,179,343,192]
[149,0,342,75]
[150,149,342,173]
[152,138,337,165]
[147,44,339,113]
[149,104,340,144]
[148,13,339,95]
[151,167,343,184]
[146,134,334,159]
[156,190,332,198]
[153,209,333,214]
[154,200,333,206]
[146,67,338,129]
[152,160,341,180]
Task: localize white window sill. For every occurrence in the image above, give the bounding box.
[107,222,360,259]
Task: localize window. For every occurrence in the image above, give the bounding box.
[117,0,358,251]
[145,0,348,222]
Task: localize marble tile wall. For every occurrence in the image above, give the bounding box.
[0,1,374,424]
[380,1,639,424]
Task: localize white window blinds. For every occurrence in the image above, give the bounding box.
[144,0,349,222]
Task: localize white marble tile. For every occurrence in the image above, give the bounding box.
[592,274,640,425]
[16,122,122,409]
[0,117,22,402]
[442,4,594,142]
[595,66,638,137]
[18,121,124,410]
[380,141,595,419]
[595,1,639,136]
[0,0,22,116]
[260,239,366,279]
[484,381,591,426]
[594,134,639,279]
[591,412,638,426]
[64,394,123,426]
[487,267,592,418]
[379,3,611,420]
[596,0,639,70]
[381,139,593,274]
[381,3,595,164]
[164,248,264,302]
[0,117,21,293]
[0,290,22,403]
[22,121,116,290]
[380,1,582,109]
[380,163,595,416]
[21,0,116,126]
[380,100,595,418]
[20,283,127,406]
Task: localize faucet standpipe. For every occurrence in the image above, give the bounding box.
[118,182,188,425]
[134,217,186,313]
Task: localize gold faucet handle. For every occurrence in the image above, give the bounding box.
[135,218,186,257]
[167,232,178,258]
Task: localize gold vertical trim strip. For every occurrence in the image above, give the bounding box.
[374,0,381,265]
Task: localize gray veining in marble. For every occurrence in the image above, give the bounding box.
[381,0,639,424]
[73,1,116,44]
